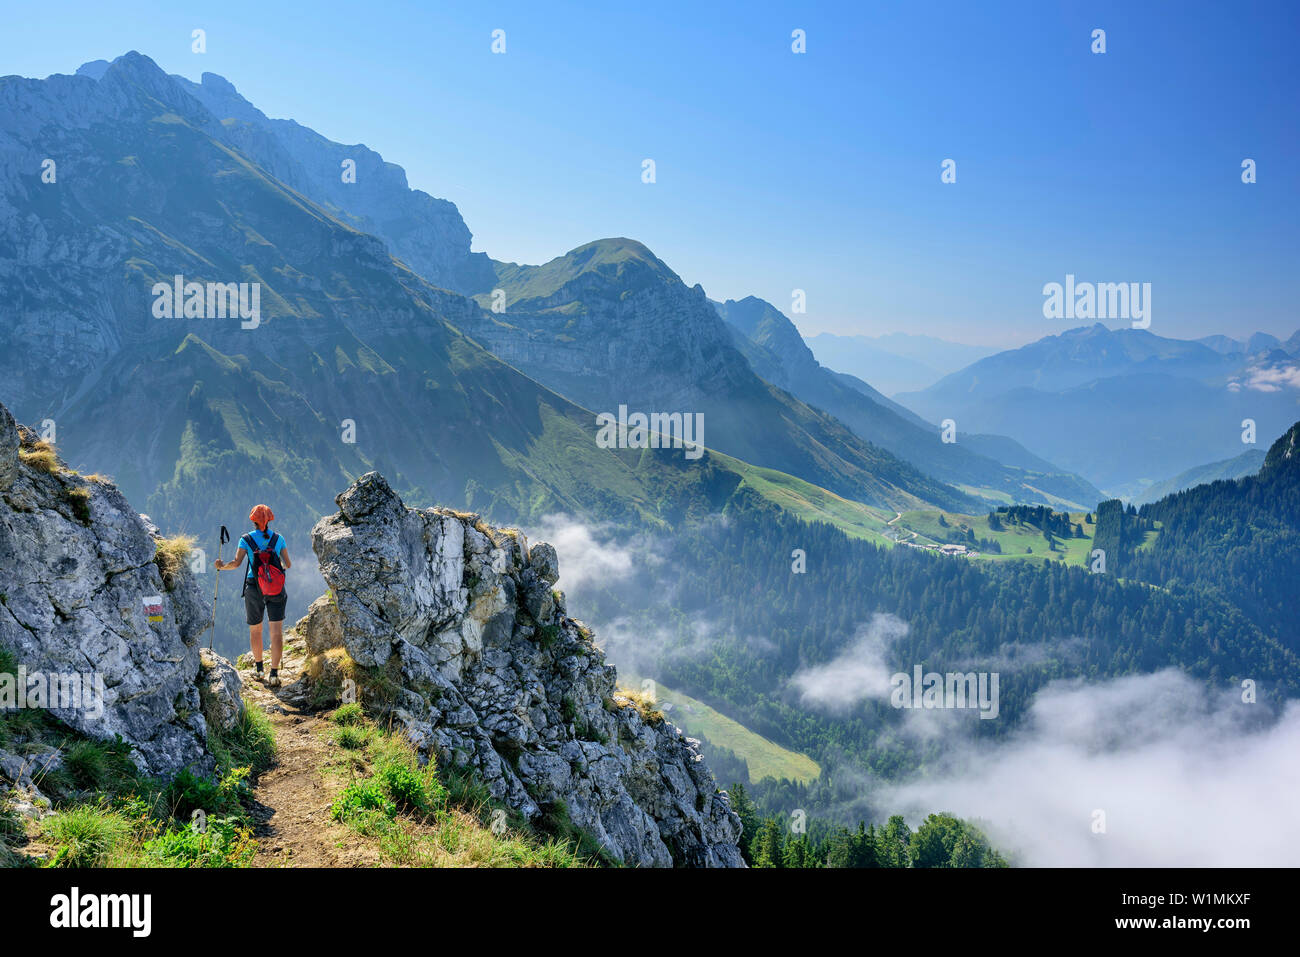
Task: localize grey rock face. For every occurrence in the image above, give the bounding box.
[527,542,560,585]
[198,648,245,734]
[303,472,745,868]
[0,747,62,790]
[0,401,238,778]
[0,404,17,491]
[173,69,497,296]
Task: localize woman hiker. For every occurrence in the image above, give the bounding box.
[215,504,292,687]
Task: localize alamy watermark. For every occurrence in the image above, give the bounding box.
[1042,274,1150,328]
[595,405,704,460]
[0,666,105,720]
[890,665,999,719]
[152,274,261,329]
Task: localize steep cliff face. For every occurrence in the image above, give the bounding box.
[0,401,240,778]
[297,471,745,867]
[174,70,498,297]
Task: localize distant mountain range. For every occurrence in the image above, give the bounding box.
[893,323,1300,493]
[804,331,997,396]
[1195,331,1286,356]
[6,51,1291,657]
[712,297,1102,508]
[0,54,827,651]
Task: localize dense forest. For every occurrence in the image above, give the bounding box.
[581,426,1300,823]
[991,504,1082,538]
[727,784,1009,868]
[1125,424,1300,653]
[1090,498,1156,575]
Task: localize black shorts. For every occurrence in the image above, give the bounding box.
[244,585,288,626]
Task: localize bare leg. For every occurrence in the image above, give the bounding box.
[268,620,284,671]
[249,623,264,663]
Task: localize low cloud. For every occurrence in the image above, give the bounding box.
[790,613,907,713]
[529,514,653,594]
[594,616,730,679]
[878,669,1300,866]
[1232,362,1300,393]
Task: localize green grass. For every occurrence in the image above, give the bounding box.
[41,806,134,867]
[711,452,897,544]
[622,673,821,785]
[142,815,257,868]
[39,797,257,868]
[894,509,1101,567]
[0,644,273,869]
[207,702,276,774]
[323,707,595,867]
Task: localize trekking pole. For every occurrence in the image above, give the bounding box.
[209,526,230,650]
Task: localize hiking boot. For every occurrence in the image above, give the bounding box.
[252,663,266,683]
[267,670,281,688]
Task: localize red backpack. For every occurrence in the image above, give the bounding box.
[242,531,286,597]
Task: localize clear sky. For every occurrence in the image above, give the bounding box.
[3,0,1297,347]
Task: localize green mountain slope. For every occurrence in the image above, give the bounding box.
[714,296,1105,509]
[466,239,975,512]
[1122,422,1300,653]
[1135,447,1266,505]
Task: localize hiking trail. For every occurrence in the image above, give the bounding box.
[239,631,381,868]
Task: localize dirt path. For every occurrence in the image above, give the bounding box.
[241,637,382,868]
[885,511,918,542]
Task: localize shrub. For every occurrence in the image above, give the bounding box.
[143,817,255,868]
[369,737,446,816]
[161,769,224,821]
[65,486,92,524]
[42,806,132,867]
[331,779,396,822]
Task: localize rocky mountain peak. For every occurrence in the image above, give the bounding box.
[297,471,745,867]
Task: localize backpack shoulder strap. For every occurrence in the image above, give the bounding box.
[241,533,262,568]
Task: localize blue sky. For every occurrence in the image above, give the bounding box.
[3,0,1297,346]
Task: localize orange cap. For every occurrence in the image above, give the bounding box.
[248,504,275,527]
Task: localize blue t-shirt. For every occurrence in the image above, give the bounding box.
[242,529,286,580]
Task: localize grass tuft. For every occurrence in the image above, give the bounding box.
[207,703,276,775]
[154,534,196,591]
[322,710,594,867]
[18,440,60,475]
[611,686,665,725]
[41,805,133,867]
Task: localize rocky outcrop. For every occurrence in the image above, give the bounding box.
[0,401,238,778]
[198,648,245,735]
[299,472,745,868]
